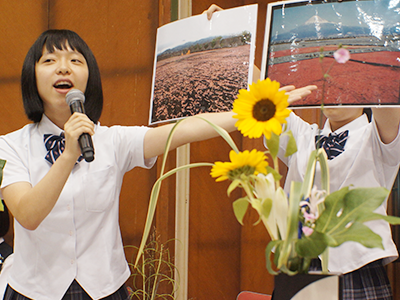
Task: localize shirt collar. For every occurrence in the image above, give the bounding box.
[37,114,64,137]
[320,113,369,136]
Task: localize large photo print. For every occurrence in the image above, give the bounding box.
[261,0,400,108]
[149,5,257,125]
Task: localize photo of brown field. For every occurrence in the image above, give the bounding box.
[150,45,250,124]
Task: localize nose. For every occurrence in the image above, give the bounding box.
[56,60,71,75]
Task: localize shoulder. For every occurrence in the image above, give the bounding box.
[0,124,37,152]
[93,124,151,149]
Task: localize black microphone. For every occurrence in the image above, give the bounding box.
[65,89,95,162]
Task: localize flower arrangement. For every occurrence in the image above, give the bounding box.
[137,47,400,277]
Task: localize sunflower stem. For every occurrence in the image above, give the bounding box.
[273,156,280,188]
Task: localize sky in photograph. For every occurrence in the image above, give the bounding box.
[155,4,258,55]
[270,0,400,33]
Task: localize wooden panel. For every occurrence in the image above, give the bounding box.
[0,0,50,245]
[0,0,48,134]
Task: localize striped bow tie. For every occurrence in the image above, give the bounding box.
[315,130,349,160]
[44,133,83,165]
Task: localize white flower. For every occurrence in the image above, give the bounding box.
[253,173,289,240]
[299,186,327,219]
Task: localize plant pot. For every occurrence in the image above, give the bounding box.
[272,272,343,300]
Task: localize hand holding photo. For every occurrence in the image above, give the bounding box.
[149,5,257,125]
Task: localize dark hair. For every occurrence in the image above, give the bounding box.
[363,108,372,122]
[21,29,103,123]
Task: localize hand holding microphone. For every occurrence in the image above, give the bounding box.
[65,89,95,162]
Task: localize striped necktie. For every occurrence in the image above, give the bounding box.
[315,130,349,160]
[44,133,83,165]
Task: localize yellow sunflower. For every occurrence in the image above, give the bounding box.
[233,78,291,139]
[210,149,268,182]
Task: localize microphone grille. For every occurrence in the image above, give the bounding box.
[65,89,85,106]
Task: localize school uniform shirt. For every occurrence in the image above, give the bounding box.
[276,112,400,274]
[0,114,156,300]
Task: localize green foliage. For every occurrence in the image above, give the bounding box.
[0,159,5,212]
[127,231,178,300]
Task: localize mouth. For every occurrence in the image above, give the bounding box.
[53,80,73,90]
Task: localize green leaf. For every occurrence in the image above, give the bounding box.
[278,181,302,269]
[227,179,241,196]
[300,150,318,198]
[136,116,241,267]
[261,198,273,219]
[232,198,250,225]
[265,240,281,275]
[135,162,213,266]
[374,214,400,225]
[194,116,239,153]
[265,132,280,160]
[316,187,349,233]
[284,130,297,157]
[331,221,383,249]
[314,186,389,252]
[343,188,389,218]
[0,159,6,189]
[266,166,282,182]
[316,149,329,194]
[295,231,329,258]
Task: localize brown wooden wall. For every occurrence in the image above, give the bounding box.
[0,0,161,286]
[1,1,399,300]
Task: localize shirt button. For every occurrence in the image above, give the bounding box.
[70,259,74,265]
[67,205,71,211]
[69,230,73,236]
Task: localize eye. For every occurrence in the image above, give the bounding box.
[39,54,56,64]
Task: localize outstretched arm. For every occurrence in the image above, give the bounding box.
[372,107,400,144]
[143,85,317,159]
[144,111,236,159]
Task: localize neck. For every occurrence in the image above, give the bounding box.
[45,111,70,129]
[329,120,348,132]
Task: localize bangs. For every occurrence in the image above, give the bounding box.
[35,30,88,62]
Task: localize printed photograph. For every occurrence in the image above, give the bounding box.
[261,0,400,108]
[149,5,257,125]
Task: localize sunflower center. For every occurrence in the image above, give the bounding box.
[253,99,276,121]
[228,165,256,180]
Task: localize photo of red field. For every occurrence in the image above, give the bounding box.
[263,0,400,109]
[267,41,400,107]
[150,45,250,124]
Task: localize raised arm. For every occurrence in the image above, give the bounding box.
[372,107,400,144]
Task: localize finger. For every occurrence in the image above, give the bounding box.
[287,85,318,104]
[65,113,95,136]
[203,4,223,20]
[280,85,296,92]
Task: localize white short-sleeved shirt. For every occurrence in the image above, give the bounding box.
[0,114,156,300]
[276,112,400,274]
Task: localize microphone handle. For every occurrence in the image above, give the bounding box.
[69,100,95,162]
[79,133,94,162]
